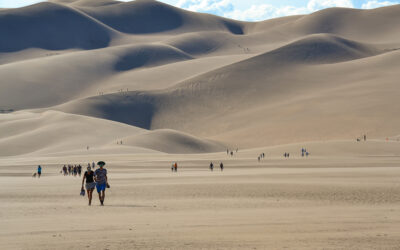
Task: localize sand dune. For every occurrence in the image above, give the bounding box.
[0,2,115,52]
[0,110,223,156]
[289,6,400,42]
[1,1,400,151]
[121,129,224,154]
[2,2,400,249]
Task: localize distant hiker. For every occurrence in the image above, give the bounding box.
[258,156,260,162]
[306,152,309,157]
[227,149,229,155]
[63,165,67,176]
[171,163,174,172]
[37,165,42,178]
[364,135,367,141]
[92,162,95,169]
[174,162,178,172]
[77,165,82,176]
[82,166,96,206]
[236,148,238,153]
[220,162,224,171]
[210,162,214,171]
[230,151,233,157]
[94,161,108,206]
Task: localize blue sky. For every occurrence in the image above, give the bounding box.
[0,0,398,21]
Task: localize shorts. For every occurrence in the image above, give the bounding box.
[96,183,106,193]
[86,182,96,190]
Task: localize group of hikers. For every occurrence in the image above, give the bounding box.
[62,162,97,177]
[171,162,224,172]
[209,162,224,171]
[81,161,109,206]
[171,162,178,172]
[301,148,310,157]
[356,134,367,142]
[258,153,266,162]
[62,164,82,176]
[226,148,238,157]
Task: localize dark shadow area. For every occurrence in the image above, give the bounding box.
[114,45,191,72]
[0,2,111,52]
[81,1,184,34]
[223,20,244,35]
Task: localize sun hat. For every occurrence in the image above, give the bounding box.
[97,161,105,166]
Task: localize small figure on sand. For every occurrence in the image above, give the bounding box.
[37,165,42,178]
[174,162,178,172]
[210,162,214,171]
[94,161,108,206]
[220,162,224,171]
[82,166,96,206]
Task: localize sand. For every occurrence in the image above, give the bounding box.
[1,0,400,249]
[1,143,400,249]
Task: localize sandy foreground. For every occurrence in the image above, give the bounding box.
[1,146,400,250]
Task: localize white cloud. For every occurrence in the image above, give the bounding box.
[177,0,356,21]
[361,0,399,9]
[176,0,234,15]
[307,0,354,11]
[224,0,354,21]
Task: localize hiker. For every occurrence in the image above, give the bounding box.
[171,163,174,172]
[37,165,42,178]
[227,149,229,155]
[210,162,214,171]
[174,162,178,172]
[82,166,96,206]
[230,151,233,157]
[77,165,82,176]
[258,156,260,162]
[63,165,67,176]
[364,135,367,141]
[220,162,224,171]
[92,162,95,169]
[94,161,108,206]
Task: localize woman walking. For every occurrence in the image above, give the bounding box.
[82,166,96,206]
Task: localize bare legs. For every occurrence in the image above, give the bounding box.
[87,189,94,206]
[98,190,105,205]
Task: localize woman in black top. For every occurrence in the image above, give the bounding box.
[82,166,95,206]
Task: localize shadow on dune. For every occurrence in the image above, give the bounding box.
[114,45,192,71]
[0,2,112,52]
[57,92,157,130]
[79,1,184,34]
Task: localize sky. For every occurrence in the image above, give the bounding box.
[0,0,398,21]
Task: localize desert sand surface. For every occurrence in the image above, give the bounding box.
[1,0,400,249]
[2,142,400,249]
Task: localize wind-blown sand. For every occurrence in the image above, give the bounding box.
[1,0,400,249]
